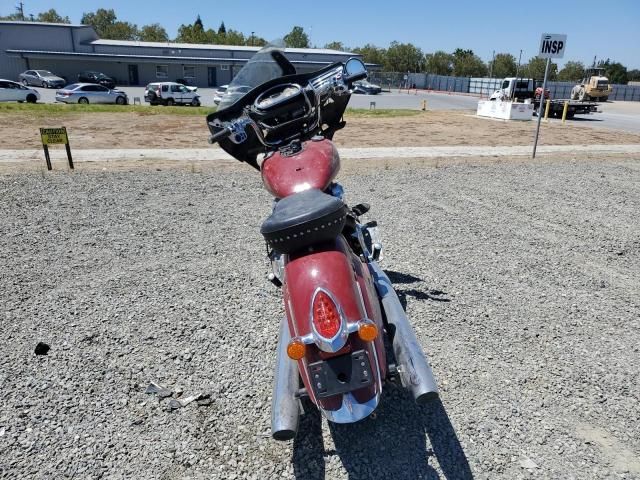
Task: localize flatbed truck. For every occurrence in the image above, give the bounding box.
[491,77,599,119]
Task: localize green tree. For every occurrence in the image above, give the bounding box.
[36,9,70,23]
[598,59,628,84]
[452,48,487,76]
[628,69,640,82]
[384,41,424,72]
[218,21,226,35]
[352,44,387,66]
[139,23,169,42]
[194,15,203,29]
[248,36,267,47]
[175,23,213,43]
[489,53,516,78]
[424,51,453,75]
[522,56,558,80]
[219,29,245,45]
[557,61,585,81]
[324,41,346,51]
[284,26,310,48]
[81,8,138,40]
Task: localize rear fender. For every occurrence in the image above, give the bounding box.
[282,236,384,410]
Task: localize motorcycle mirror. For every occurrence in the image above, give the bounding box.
[345,58,366,77]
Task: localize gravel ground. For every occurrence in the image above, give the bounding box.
[1,158,639,479]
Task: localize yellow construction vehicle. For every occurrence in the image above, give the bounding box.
[571,67,613,102]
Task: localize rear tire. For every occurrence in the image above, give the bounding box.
[166,98,175,106]
[601,96,608,102]
[26,94,37,103]
[78,97,89,104]
[115,96,126,105]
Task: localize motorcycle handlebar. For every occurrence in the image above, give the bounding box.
[208,126,232,144]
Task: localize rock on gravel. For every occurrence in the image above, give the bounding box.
[1,158,639,479]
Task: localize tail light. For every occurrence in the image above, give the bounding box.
[312,290,342,339]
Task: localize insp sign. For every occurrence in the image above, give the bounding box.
[538,33,567,59]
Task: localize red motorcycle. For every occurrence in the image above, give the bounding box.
[207,46,438,440]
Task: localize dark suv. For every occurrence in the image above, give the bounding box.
[77,71,116,89]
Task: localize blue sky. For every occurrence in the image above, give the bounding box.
[3,0,639,68]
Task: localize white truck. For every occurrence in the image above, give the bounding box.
[489,77,546,101]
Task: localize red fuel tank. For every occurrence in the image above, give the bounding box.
[261,139,340,199]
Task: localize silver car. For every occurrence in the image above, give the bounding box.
[55,83,128,105]
[19,69,66,88]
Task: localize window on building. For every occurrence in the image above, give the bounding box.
[183,65,196,79]
[156,65,169,79]
[220,65,229,71]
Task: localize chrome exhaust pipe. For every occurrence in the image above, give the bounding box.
[369,262,439,404]
[271,318,300,441]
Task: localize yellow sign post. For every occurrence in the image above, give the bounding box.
[39,127,73,170]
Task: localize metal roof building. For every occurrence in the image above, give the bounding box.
[0,21,359,87]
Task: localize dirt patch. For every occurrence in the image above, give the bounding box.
[1,110,639,150]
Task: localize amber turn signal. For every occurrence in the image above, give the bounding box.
[286,338,306,360]
[357,321,378,342]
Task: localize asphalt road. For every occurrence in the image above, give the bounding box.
[28,85,640,134]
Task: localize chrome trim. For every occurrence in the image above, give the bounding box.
[299,318,366,346]
[329,182,345,202]
[369,336,384,392]
[321,392,380,423]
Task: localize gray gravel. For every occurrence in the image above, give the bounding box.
[1,158,639,479]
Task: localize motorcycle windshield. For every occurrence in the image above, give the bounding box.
[218,41,292,110]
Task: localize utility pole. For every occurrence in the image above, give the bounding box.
[489,50,495,78]
[16,2,25,20]
[512,49,523,101]
[250,31,254,46]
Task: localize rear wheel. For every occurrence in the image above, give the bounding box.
[166,98,175,106]
[26,94,37,103]
[78,97,89,104]
[115,96,126,105]
[601,96,608,102]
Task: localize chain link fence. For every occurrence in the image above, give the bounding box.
[367,71,640,101]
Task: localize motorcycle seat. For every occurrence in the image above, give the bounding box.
[261,188,347,254]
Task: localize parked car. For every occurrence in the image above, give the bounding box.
[144,82,201,106]
[213,84,228,105]
[55,83,128,105]
[352,80,382,95]
[0,79,40,103]
[77,71,116,89]
[214,85,252,108]
[175,78,198,92]
[18,69,66,88]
